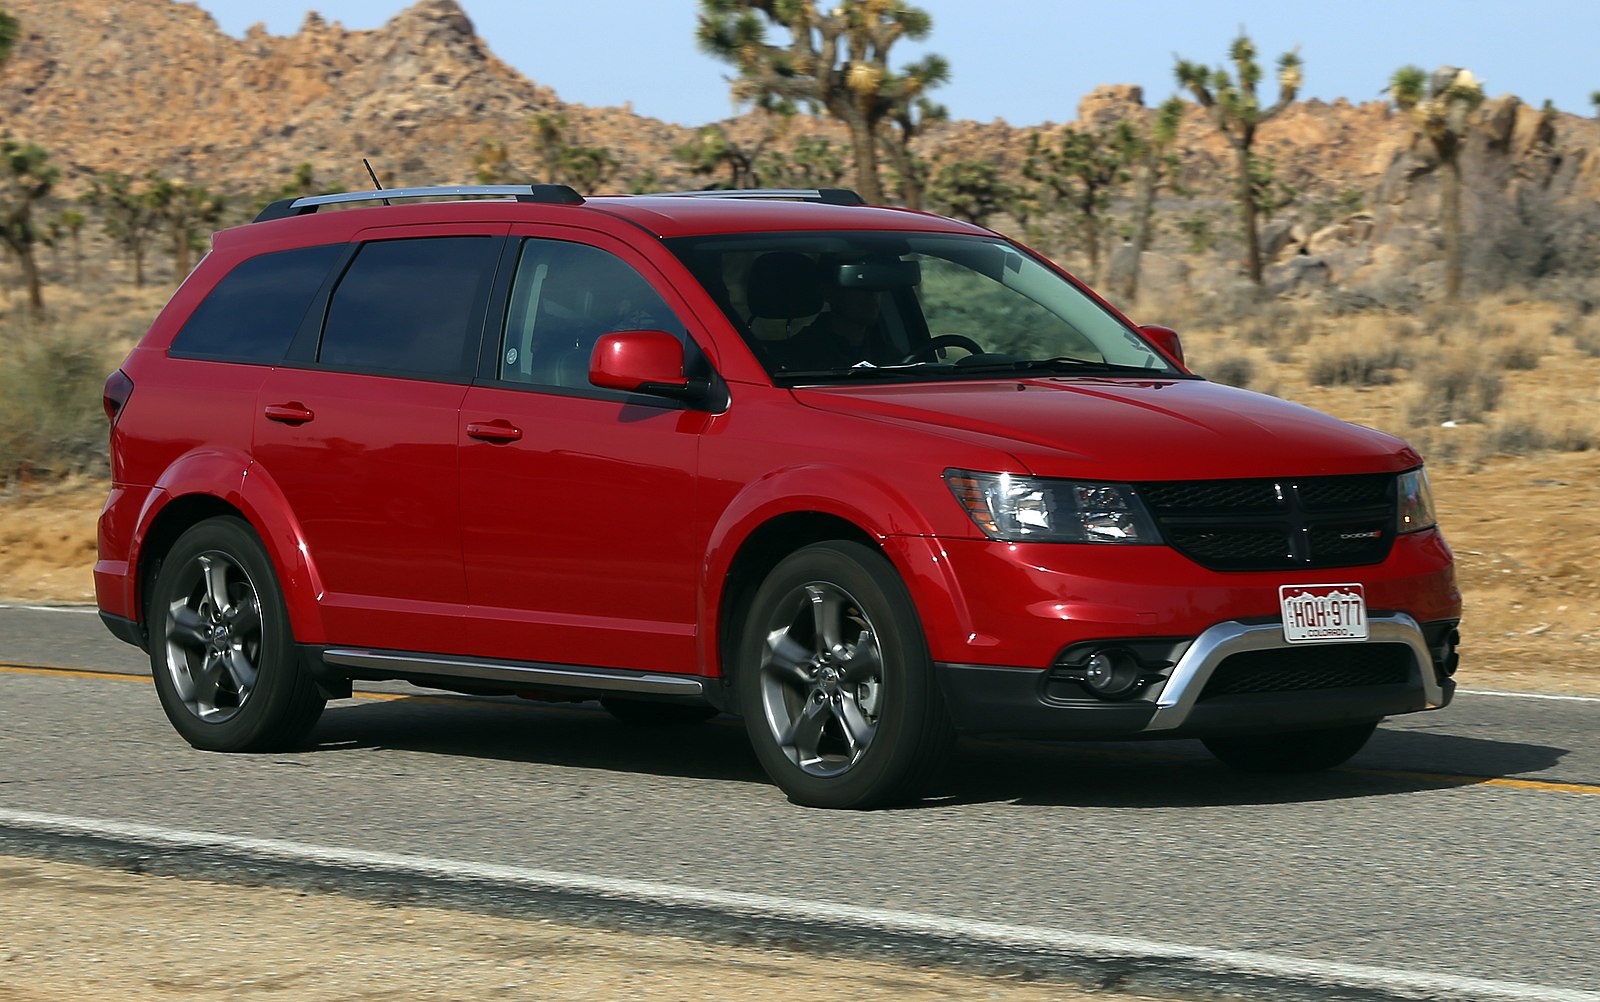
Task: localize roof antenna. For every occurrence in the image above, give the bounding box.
[362,158,391,206]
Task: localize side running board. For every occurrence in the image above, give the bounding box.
[320,648,706,697]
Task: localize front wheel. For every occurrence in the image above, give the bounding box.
[737,541,953,809]
[147,516,325,752]
[1202,721,1378,773]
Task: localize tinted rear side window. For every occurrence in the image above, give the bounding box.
[170,244,342,363]
[319,236,499,380]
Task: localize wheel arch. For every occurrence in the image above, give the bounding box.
[131,459,328,645]
[714,511,881,694]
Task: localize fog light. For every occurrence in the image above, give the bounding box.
[1080,649,1144,700]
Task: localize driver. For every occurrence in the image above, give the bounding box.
[777,264,899,370]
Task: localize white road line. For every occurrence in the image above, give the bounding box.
[1462,689,1600,704]
[0,603,99,615]
[0,808,1594,1002]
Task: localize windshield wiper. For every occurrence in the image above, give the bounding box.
[778,363,934,380]
[954,356,1166,376]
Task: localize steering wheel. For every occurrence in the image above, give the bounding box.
[900,333,984,364]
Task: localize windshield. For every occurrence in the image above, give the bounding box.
[665,231,1183,384]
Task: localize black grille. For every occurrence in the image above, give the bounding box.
[1141,480,1281,513]
[1199,644,1414,700]
[1299,474,1392,509]
[1139,474,1397,572]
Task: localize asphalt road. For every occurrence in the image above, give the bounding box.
[2,603,1598,998]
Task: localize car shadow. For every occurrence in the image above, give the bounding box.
[301,692,1574,809]
[922,726,1574,809]
[304,692,770,784]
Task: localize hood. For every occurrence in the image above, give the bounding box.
[792,377,1419,481]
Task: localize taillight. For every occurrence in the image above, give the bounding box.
[103,369,134,426]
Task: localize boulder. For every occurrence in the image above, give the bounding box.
[1261,219,1309,261]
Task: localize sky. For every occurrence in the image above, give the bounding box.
[190,1,1600,127]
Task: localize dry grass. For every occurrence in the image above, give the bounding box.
[1174,293,1600,467]
[0,284,159,485]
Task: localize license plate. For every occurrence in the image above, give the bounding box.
[1279,583,1368,643]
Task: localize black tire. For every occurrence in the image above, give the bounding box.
[147,516,325,752]
[599,697,720,727]
[1202,721,1379,774]
[736,541,954,809]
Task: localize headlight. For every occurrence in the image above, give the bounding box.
[1396,467,1437,534]
[945,470,1161,544]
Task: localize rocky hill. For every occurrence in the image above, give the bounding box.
[2,0,1597,301]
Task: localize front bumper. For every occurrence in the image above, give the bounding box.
[937,614,1456,739]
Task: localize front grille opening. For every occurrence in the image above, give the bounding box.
[1139,474,1397,572]
[1198,644,1414,700]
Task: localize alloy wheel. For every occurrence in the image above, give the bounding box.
[162,550,264,723]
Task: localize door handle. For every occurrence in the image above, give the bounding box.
[466,419,523,443]
[263,402,314,424]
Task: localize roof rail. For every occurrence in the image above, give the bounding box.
[253,183,585,223]
[644,187,866,206]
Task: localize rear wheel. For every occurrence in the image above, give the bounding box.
[737,541,953,809]
[147,516,324,751]
[1202,721,1378,773]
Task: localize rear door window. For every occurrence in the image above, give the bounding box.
[318,236,500,380]
[170,244,343,363]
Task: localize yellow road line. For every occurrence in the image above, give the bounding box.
[6,661,1599,796]
[1341,767,1600,797]
[0,663,149,684]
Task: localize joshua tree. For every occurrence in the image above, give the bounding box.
[54,207,85,283]
[149,177,227,278]
[87,171,161,287]
[877,57,949,209]
[1389,65,1485,300]
[926,158,1015,228]
[1591,90,1599,119]
[1024,126,1129,283]
[1248,153,1297,223]
[1112,96,1186,301]
[675,123,773,189]
[1175,33,1302,285]
[695,0,946,204]
[758,135,850,189]
[532,113,619,192]
[0,139,57,314]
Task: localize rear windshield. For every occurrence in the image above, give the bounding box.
[665,231,1181,384]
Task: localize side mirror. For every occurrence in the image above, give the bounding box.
[1139,324,1185,368]
[590,330,706,401]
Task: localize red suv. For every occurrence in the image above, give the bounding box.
[96,184,1460,808]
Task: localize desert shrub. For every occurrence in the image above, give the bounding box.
[1307,337,1407,386]
[0,313,122,483]
[1491,338,1544,371]
[1480,420,1547,457]
[1205,354,1255,388]
[1404,356,1503,426]
[1478,418,1596,459]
